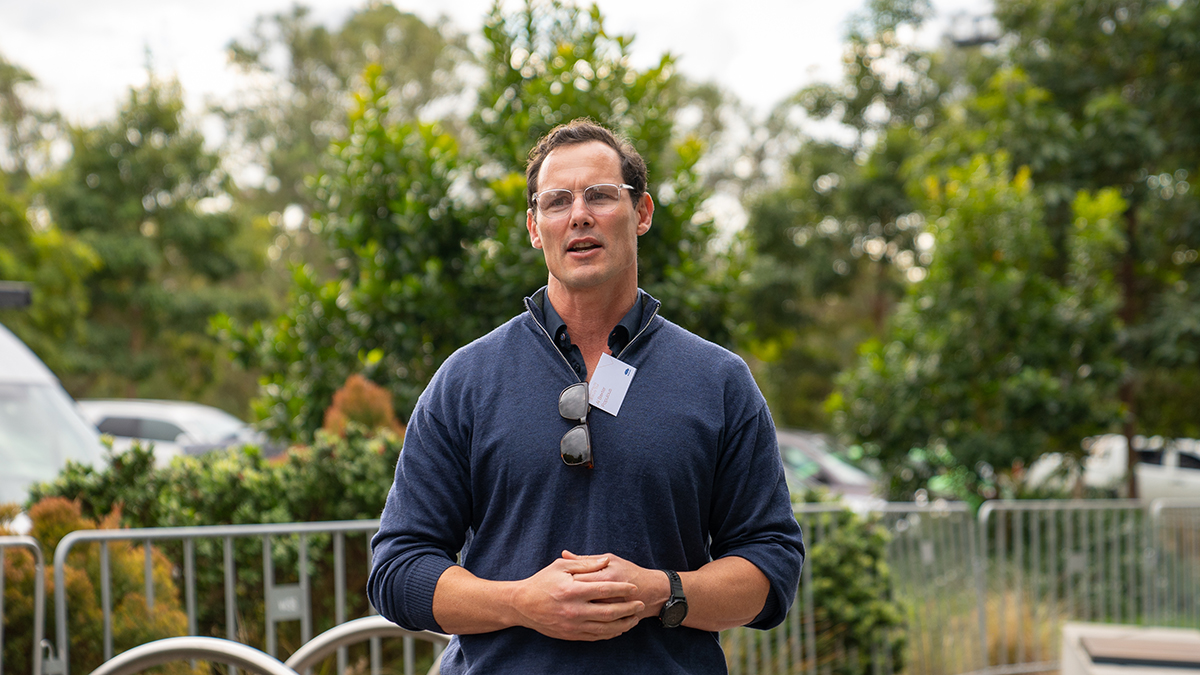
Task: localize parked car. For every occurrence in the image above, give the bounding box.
[776,429,881,508]
[76,399,278,464]
[0,323,106,511]
[1134,438,1200,499]
[1026,434,1200,499]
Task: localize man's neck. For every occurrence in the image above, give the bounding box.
[545,278,638,355]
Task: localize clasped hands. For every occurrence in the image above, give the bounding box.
[510,550,668,641]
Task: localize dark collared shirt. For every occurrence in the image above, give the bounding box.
[542,292,644,380]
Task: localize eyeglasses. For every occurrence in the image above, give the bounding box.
[533,184,635,219]
[558,382,592,468]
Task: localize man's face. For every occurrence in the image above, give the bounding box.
[526,141,653,294]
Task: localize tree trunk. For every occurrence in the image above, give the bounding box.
[1120,204,1140,499]
[1121,380,1138,499]
[872,259,888,335]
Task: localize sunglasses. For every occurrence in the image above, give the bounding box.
[558,382,592,468]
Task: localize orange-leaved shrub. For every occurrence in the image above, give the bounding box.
[1,497,196,674]
[323,373,405,437]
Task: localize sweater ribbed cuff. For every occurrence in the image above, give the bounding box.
[406,555,457,633]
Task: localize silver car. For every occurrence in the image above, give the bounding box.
[76,399,277,464]
[776,429,879,508]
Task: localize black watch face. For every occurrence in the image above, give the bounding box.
[662,600,688,627]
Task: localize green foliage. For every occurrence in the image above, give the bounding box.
[27,442,164,523]
[831,155,1120,499]
[230,1,739,441]
[0,177,98,375]
[1,497,193,675]
[37,74,275,410]
[740,0,940,429]
[0,49,61,191]
[35,427,400,528]
[222,72,483,438]
[807,508,906,675]
[30,426,401,649]
[820,0,1200,498]
[221,2,469,214]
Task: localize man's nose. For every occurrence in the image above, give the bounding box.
[568,194,593,227]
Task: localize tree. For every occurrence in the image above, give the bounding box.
[220,2,470,215]
[899,0,1200,495]
[820,0,1200,498]
[218,75,480,439]
[738,0,951,428]
[228,1,739,441]
[39,75,274,409]
[829,155,1119,499]
[0,50,60,193]
[468,0,736,342]
[0,52,95,373]
[0,174,97,375]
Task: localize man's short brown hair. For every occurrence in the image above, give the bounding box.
[525,118,648,213]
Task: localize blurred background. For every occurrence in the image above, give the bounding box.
[2,2,1200,674]
[1,0,1198,504]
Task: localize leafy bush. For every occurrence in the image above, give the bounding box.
[27,422,401,654]
[806,507,907,675]
[27,442,165,525]
[323,373,405,438]
[1,498,193,675]
[723,501,906,675]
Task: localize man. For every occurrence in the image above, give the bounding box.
[368,119,804,673]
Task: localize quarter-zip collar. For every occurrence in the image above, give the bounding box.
[524,286,661,381]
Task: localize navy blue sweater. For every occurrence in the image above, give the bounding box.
[368,290,804,674]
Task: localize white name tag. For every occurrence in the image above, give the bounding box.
[590,353,636,416]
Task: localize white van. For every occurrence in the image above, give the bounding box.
[1026,434,1200,499]
[0,322,106,509]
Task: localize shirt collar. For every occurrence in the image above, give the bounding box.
[542,291,644,358]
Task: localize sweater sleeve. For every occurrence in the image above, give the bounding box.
[367,376,471,633]
[708,399,806,630]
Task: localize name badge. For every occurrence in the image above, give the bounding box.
[590,353,636,416]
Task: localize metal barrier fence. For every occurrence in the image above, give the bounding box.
[1148,498,1200,629]
[38,519,439,675]
[0,535,45,675]
[977,500,1149,674]
[972,498,1200,675]
[724,502,981,675]
[877,502,981,675]
[4,499,1200,675]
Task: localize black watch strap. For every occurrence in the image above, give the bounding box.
[659,569,688,628]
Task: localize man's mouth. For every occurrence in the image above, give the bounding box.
[568,241,601,252]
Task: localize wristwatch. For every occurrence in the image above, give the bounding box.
[659,569,688,628]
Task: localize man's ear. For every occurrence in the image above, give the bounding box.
[635,192,654,236]
[527,209,543,249]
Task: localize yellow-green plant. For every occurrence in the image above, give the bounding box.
[2,497,194,674]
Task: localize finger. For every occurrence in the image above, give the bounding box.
[594,600,644,618]
[568,570,610,583]
[556,555,610,575]
[576,580,638,602]
[580,609,643,637]
[561,550,610,562]
[574,598,643,623]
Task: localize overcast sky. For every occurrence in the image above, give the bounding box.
[0,0,991,125]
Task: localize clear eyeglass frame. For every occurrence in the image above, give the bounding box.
[533,184,635,219]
